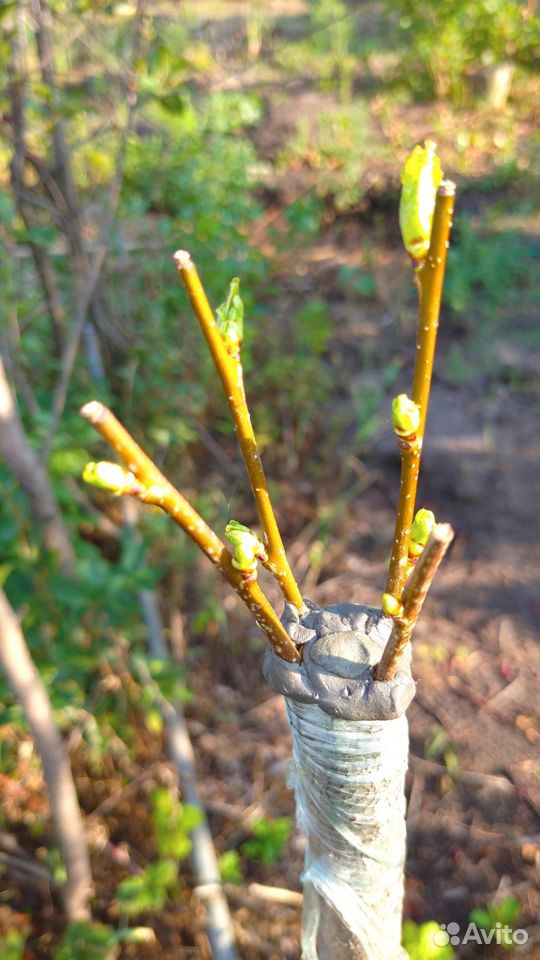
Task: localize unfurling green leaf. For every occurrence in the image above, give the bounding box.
[225,520,268,577]
[216,278,244,358]
[399,140,443,264]
[82,461,144,496]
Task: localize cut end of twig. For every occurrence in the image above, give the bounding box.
[80,400,108,424]
[438,180,456,197]
[431,521,454,546]
[173,249,193,271]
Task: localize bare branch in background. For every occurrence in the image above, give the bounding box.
[375,523,454,680]
[0,354,75,572]
[0,588,93,920]
[6,10,66,355]
[136,586,240,960]
[41,0,147,458]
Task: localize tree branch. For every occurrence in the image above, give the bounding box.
[38,0,147,458]
[6,15,66,355]
[135,589,239,960]
[174,250,304,613]
[375,523,454,680]
[385,182,455,600]
[80,401,300,663]
[0,354,75,572]
[0,588,93,920]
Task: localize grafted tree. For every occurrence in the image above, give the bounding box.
[80,142,455,957]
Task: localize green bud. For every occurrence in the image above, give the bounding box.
[382,592,404,618]
[410,508,436,552]
[392,394,421,438]
[399,140,443,263]
[217,278,244,359]
[82,461,143,496]
[225,520,267,575]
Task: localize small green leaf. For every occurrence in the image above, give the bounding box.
[402,920,454,959]
[470,908,492,929]
[219,850,243,884]
[177,803,203,834]
[157,92,186,115]
[53,921,119,960]
[497,895,521,925]
[225,520,267,575]
[151,789,201,860]
[216,278,244,358]
[242,816,292,865]
[117,860,177,917]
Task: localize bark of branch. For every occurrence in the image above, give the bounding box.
[80,400,300,663]
[0,354,75,572]
[174,250,304,613]
[385,183,456,600]
[0,588,93,920]
[375,523,454,680]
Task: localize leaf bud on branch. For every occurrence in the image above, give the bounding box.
[82,461,145,497]
[409,508,436,558]
[216,277,244,360]
[399,140,443,265]
[391,393,421,441]
[382,592,404,618]
[225,520,268,580]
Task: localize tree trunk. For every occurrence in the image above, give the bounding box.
[0,354,75,572]
[0,588,93,920]
[264,602,415,959]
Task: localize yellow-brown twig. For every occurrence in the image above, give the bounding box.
[80,401,300,664]
[375,522,454,681]
[173,250,305,613]
[385,182,455,600]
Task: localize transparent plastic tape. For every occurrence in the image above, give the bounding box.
[286,698,409,960]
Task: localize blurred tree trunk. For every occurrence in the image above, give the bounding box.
[30,0,108,368]
[0,588,93,920]
[6,3,66,356]
[0,353,75,572]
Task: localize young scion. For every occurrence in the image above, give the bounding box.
[173,253,305,614]
[383,507,437,617]
[385,141,456,604]
[376,523,454,680]
[81,401,300,664]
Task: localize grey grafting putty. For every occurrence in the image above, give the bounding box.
[264,601,415,960]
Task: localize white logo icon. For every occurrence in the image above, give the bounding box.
[431,921,528,948]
